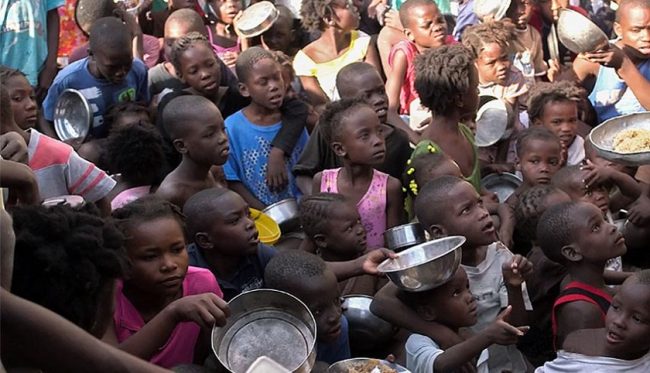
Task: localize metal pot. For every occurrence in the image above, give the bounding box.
[212,289,316,373]
[342,295,396,351]
[557,8,609,54]
[235,1,279,38]
[383,223,426,252]
[262,198,301,234]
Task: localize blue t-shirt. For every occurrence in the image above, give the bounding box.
[42,57,149,138]
[223,109,308,206]
[316,315,351,365]
[1,0,64,85]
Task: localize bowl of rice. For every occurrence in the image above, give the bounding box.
[588,112,650,166]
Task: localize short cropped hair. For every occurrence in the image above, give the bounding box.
[112,196,186,238]
[88,17,131,54]
[527,81,583,122]
[235,46,277,84]
[165,8,206,35]
[404,151,453,197]
[414,45,475,116]
[616,0,650,23]
[551,165,582,193]
[462,21,516,59]
[399,0,439,28]
[319,97,372,145]
[516,126,562,158]
[414,175,465,228]
[335,62,377,94]
[162,95,221,140]
[182,187,232,241]
[536,201,581,264]
[299,193,348,238]
[75,0,117,35]
[264,250,328,292]
[515,185,566,242]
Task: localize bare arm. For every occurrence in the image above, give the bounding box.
[0,159,41,205]
[556,301,607,349]
[312,172,323,194]
[298,76,329,108]
[227,181,265,210]
[364,35,383,78]
[385,50,407,114]
[385,176,405,229]
[36,9,60,100]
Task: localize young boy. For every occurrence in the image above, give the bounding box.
[536,201,627,350]
[42,17,149,139]
[400,267,528,373]
[373,176,534,372]
[264,250,351,365]
[0,80,115,212]
[516,127,563,188]
[573,0,650,123]
[537,270,650,372]
[527,81,586,166]
[505,0,548,81]
[156,95,229,208]
[223,47,308,209]
[293,62,412,194]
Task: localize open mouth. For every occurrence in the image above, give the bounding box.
[482,221,495,234]
[219,146,230,157]
[607,330,623,344]
[249,231,260,243]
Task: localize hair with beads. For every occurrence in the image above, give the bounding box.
[299,193,348,238]
[403,147,453,197]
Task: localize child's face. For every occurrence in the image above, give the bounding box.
[180,110,230,166]
[201,192,259,256]
[125,217,189,298]
[298,270,343,343]
[404,3,447,49]
[536,100,578,148]
[112,110,150,130]
[338,69,389,124]
[5,74,37,130]
[262,15,294,52]
[420,268,477,328]
[328,0,360,31]
[614,4,650,59]
[605,277,650,360]
[506,0,532,29]
[518,139,562,186]
[436,181,497,247]
[476,42,511,86]
[89,48,133,84]
[216,0,242,24]
[570,203,626,262]
[563,170,610,214]
[240,58,284,111]
[320,202,367,259]
[178,43,222,97]
[335,105,386,165]
[463,64,481,118]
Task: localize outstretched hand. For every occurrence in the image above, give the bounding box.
[361,248,397,276]
[169,293,231,329]
[484,306,529,345]
[502,254,533,287]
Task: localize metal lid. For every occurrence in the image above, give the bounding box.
[235,1,279,38]
[53,89,92,142]
[475,96,510,147]
[481,172,523,203]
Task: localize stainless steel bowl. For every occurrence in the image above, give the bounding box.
[328,358,410,373]
[377,236,465,292]
[384,223,426,252]
[212,289,316,373]
[481,172,523,203]
[472,0,511,21]
[235,1,279,38]
[589,112,650,166]
[475,96,513,147]
[342,295,396,351]
[557,8,609,54]
[53,89,91,142]
[263,198,301,233]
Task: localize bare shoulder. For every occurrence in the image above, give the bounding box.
[386,175,403,194]
[558,300,606,327]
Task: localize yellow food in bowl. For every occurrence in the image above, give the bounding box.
[612,129,650,153]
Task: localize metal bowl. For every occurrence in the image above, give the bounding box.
[236,1,279,38]
[472,0,511,21]
[263,198,301,233]
[328,358,410,373]
[557,8,609,54]
[384,223,426,252]
[53,89,91,142]
[475,96,513,147]
[342,295,396,351]
[212,289,316,373]
[377,236,465,292]
[588,112,650,166]
[481,172,523,203]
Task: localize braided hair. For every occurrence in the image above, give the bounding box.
[170,31,214,76]
[299,193,347,239]
[514,185,568,243]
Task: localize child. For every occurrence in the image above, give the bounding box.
[10,203,125,338]
[106,122,164,210]
[0,67,38,130]
[207,0,246,69]
[552,165,615,217]
[293,62,412,193]
[527,81,586,166]
[536,201,627,350]
[182,187,277,301]
[260,5,302,57]
[537,270,650,372]
[386,0,450,116]
[412,45,481,191]
[156,95,229,208]
[224,47,308,209]
[313,98,405,250]
[505,0,548,81]
[264,250,351,365]
[373,176,533,372]
[400,267,528,373]
[109,197,229,368]
[0,77,116,212]
[293,0,381,105]
[42,17,149,139]
[515,127,563,188]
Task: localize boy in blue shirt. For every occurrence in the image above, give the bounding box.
[42,17,149,139]
[223,47,308,209]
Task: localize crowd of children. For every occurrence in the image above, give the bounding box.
[2,0,650,371]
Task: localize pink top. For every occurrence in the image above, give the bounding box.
[110,185,152,210]
[207,26,241,57]
[320,168,388,249]
[113,267,224,368]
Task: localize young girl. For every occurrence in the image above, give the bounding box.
[0,66,38,130]
[313,99,404,250]
[106,122,165,210]
[206,0,247,69]
[107,197,229,368]
[293,0,382,106]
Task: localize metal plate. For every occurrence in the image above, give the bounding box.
[53,89,91,142]
[588,112,650,166]
[557,8,609,54]
[475,96,510,147]
[236,1,279,38]
[328,358,410,373]
[481,172,522,203]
